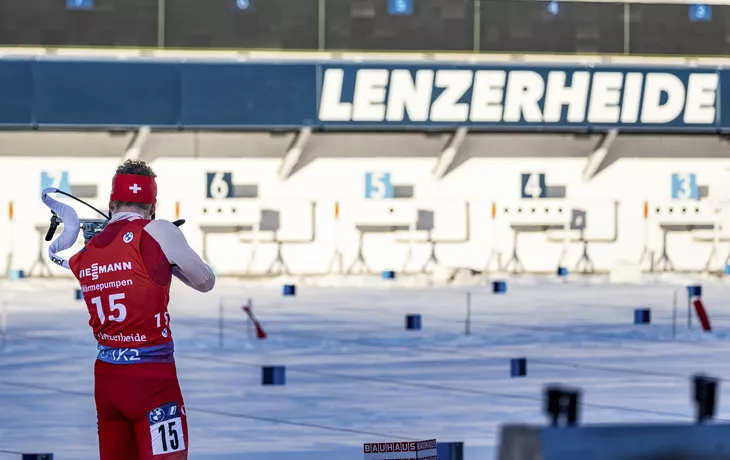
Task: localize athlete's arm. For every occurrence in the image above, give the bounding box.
[144,219,216,292]
[41,187,81,270]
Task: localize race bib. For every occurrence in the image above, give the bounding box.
[148,402,186,455]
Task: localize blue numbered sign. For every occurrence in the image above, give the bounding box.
[521,173,547,198]
[672,173,698,200]
[67,0,94,9]
[41,171,71,194]
[689,4,711,21]
[547,1,560,16]
[365,172,394,199]
[206,172,234,199]
[388,0,413,15]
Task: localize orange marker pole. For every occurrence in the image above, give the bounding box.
[6,202,13,276]
[175,201,180,219]
[642,201,650,270]
[487,201,500,272]
[333,201,342,273]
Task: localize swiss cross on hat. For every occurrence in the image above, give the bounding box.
[110,174,157,204]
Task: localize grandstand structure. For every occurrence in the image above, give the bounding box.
[2,0,730,279]
[1,0,729,55]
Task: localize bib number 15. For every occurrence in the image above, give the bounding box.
[91,293,127,325]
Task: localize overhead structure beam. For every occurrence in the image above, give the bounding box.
[583,128,619,181]
[279,127,312,180]
[123,126,151,162]
[434,127,468,179]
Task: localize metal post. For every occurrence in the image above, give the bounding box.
[247,298,254,340]
[157,0,166,48]
[5,202,13,278]
[218,300,224,348]
[688,290,692,329]
[1,301,6,349]
[623,3,630,55]
[473,0,481,52]
[318,0,326,50]
[672,289,677,340]
[465,292,471,336]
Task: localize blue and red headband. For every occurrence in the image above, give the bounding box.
[110,174,157,205]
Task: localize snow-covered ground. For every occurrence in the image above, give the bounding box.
[2,275,730,459]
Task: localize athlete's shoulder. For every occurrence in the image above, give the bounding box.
[144,219,188,247]
[144,219,182,235]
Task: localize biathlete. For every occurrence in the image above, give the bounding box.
[47,159,215,459]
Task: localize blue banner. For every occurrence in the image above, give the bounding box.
[33,60,180,127]
[0,56,728,131]
[0,58,34,126]
[179,62,316,128]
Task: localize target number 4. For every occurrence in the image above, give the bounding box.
[521,173,547,199]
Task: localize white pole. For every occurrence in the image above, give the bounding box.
[1,301,7,349]
[247,298,253,340]
[6,201,13,277]
[334,202,342,274]
[218,300,224,348]
[402,218,416,273]
[560,217,569,268]
[642,202,651,270]
[687,288,692,330]
[488,202,500,273]
[465,291,471,336]
[246,218,261,275]
[713,208,721,271]
[672,289,677,340]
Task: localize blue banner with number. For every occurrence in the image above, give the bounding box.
[2,56,730,131]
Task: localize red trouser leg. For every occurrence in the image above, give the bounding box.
[95,360,189,460]
[97,414,139,459]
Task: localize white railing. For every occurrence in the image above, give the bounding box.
[2,47,730,66]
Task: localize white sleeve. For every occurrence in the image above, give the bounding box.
[144,219,216,293]
[41,187,80,270]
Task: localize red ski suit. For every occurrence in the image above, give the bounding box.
[71,216,208,460]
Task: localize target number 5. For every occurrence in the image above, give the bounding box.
[206,172,234,199]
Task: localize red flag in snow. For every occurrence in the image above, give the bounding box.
[693,299,712,332]
[242,305,267,340]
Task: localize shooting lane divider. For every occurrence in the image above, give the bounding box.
[330,201,344,274]
[485,201,502,272]
[639,201,652,272]
[6,201,14,278]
